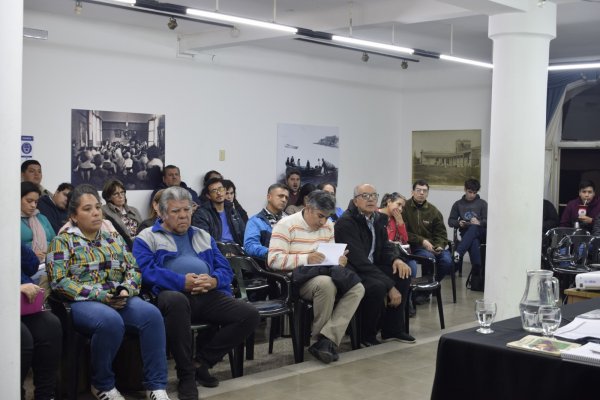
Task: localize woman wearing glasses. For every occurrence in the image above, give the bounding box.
[102,179,143,248]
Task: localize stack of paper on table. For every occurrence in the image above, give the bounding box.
[555,313,600,341]
[561,342,600,367]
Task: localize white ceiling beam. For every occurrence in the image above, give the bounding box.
[438,0,528,15]
[179,26,293,52]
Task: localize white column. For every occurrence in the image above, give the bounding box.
[0,1,24,397]
[485,1,556,320]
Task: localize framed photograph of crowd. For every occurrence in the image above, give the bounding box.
[412,129,481,189]
[71,109,166,190]
[276,123,339,186]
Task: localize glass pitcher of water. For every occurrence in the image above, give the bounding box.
[519,270,560,333]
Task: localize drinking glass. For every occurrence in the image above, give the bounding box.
[538,305,562,338]
[475,299,497,334]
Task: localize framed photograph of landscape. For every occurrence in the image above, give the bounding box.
[412,129,481,189]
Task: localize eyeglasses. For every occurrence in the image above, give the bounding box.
[112,190,126,197]
[354,192,379,200]
[209,187,225,194]
[414,188,429,193]
[168,206,194,216]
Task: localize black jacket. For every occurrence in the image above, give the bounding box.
[334,202,403,291]
[192,200,246,246]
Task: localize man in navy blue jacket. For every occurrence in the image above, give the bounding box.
[133,186,259,400]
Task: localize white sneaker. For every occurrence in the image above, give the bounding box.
[147,389,171,400]
[91,386,125,400]
[453,251,461,263]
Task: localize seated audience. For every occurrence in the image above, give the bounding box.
[243,183,289,261]
[402,180,453,281]
[46,184,171,400]
[199,170,224,204]
[21,182,56,264]
[101,179,143,247]
[448,179,487,282]
[268,190,365,363]
[21,159,52,196]
[37,182,74,234]
[149,165,200,206]
[284,168,301,207]
[335,184,415,346]
[317,182,344,221]
[378,192,418,277]
[285,183,317,215]
[133,187,259,399]
[192,178,246,246]
[559,180,600,230]
[222,179,248,223]
[137,189,164,234]
[21,244,62,400]
[543,199,559,234]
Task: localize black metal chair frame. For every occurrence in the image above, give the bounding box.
[227,256,300,363]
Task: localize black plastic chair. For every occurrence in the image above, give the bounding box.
[542,227,589,270]
[291,296,360,363]
[548,233,595,297]
[227,256,300,362]
[48,294,144,400]
[217,242,270,300]
[403,253,445,331]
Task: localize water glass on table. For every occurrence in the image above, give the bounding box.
[538,305,561,338]
[475,299,497,334]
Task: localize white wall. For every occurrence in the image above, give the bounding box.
[22,10,492,229]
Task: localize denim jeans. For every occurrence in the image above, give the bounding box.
[456,225,486,266]
[412,248,453,281]
[71,296,167,391]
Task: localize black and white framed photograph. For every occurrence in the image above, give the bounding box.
[71,109,165,190]
[412,129,481,188]
[276,123,339,186]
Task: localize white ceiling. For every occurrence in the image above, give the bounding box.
[23,0,600,70]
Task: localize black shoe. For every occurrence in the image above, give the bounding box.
[329,341,339,362]
[195,363,219,388]
[308,337,335,364]
[381,332,416,344]
[177,377,199,400]
[360,338,382,348]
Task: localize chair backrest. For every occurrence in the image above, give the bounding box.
[551,234,595,269]
[588,236,600,269]
[217,241,246,257]
[544,227,589,249]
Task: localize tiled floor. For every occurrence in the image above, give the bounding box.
[26,267,481,399]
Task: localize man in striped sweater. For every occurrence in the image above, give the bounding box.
[268,190,365,364]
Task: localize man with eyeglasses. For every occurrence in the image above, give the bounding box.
[402,179,454,283]
[192,178,246,246]
[448,179,487,291]
[133,187,260,400]
[268,190,364,364]
[335,184,416,346]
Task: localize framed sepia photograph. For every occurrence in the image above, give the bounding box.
[71,109,165,190]
[412,129,481,188]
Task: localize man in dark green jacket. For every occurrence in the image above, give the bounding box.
[402,179,453,281]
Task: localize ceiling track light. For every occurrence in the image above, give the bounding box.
[74,0,83,14]
[167,16,178,30]
[186,8,297,33]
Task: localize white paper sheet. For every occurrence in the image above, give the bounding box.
[305,243,347,266]
[555,317,600,340]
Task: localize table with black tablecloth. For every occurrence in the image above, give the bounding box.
[431,298,600,400]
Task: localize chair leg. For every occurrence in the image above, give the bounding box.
[292,302,305,363]
[349,313,360,350]
[404,288,413,334]
[246,331,255,360]
[451,267,457,303]
[436,287,445,329]
[229,342,245,378]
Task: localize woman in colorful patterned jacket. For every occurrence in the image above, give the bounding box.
[46,184,171,400]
